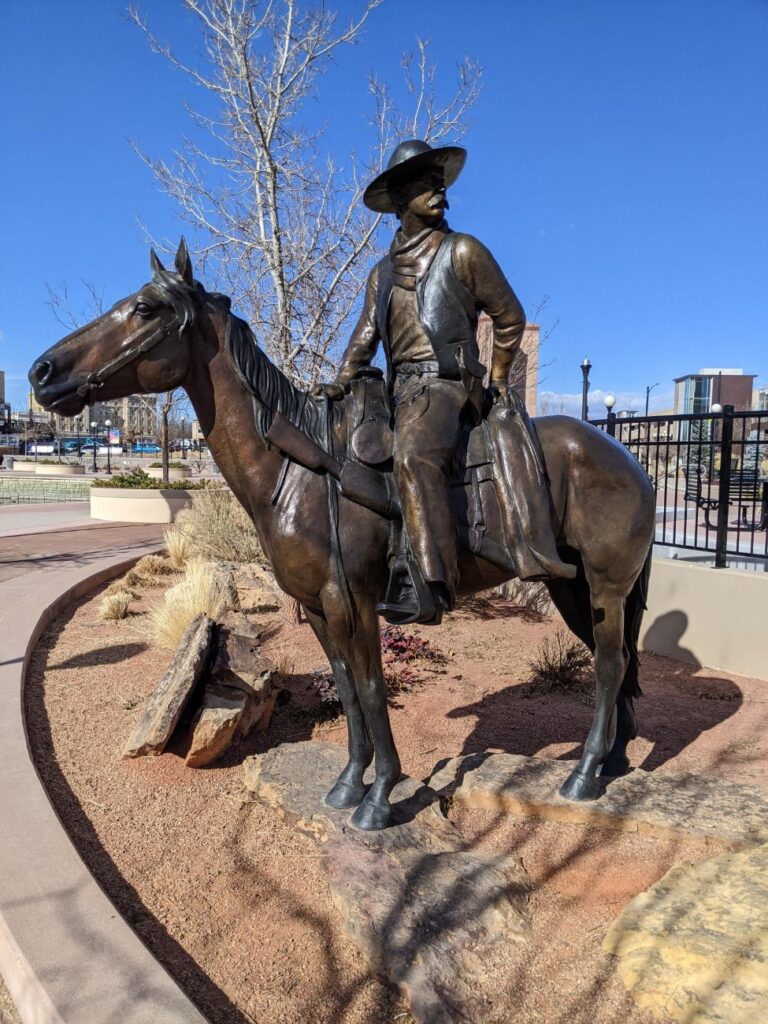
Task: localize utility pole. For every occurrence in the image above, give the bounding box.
[580,357,592,420]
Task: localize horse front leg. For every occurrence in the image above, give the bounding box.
[560,591,628,801]
[323,595,401,831]
[304,606,373,809]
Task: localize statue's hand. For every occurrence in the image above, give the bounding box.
[489,379,510,404]
[311,382,345,401]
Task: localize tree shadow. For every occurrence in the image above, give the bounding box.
[50,642,148,670]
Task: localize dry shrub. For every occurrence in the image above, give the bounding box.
[174,486,266,564]
[121,568,155,590]
[164,523,191,569]
[99,590,133,621]
[496,578,554,616]
[104,579,138,599]
[134,554,175,578]
[525,629,593,697]
[141,558,231,650]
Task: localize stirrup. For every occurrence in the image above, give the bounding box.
[376,556,445,626]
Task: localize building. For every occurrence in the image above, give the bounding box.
[673,369,756,415]
[756,385,768,411]
[476,315,540,416]
[29,391,159,440]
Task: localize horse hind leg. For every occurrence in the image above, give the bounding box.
[303,606,373,809]
[560,589,628,801]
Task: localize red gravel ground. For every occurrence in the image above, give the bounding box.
[24,582,768,1024]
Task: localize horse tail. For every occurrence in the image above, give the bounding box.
[621,546,653,700]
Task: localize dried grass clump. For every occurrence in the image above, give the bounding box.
[104,579,138,600]
[134,554,175,579]
[496,579,554,616]
[98,590,133,621]
[163,524,191,569]
[525,629,593,697]
[174,487,266,564]
[142,558,231,650]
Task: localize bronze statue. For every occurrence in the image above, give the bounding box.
[317,140,575,626]
[29,239,654,831]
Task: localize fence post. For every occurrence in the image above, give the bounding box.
[714,404,734,568]
[606,411,617,438]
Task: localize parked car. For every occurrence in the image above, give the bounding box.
[131,442,162,454]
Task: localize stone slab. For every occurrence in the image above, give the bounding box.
[123,614,213,758]
[243,741,529,1024]
[604,841,768,1023]
[429,752,768,849]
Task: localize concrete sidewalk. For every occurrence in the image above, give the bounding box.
[0,502,94,538]
[0,508,206,1023]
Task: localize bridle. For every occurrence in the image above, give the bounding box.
[76,311,183,402]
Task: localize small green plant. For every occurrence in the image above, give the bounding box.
[92,468,204,490]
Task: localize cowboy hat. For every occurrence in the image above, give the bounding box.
[363,139,467,214]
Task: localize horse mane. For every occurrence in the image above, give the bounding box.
[150,264,323,444]
[224,310,324,443]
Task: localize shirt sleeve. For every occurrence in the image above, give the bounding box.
[335,264,382,387]
[453,234,526,382]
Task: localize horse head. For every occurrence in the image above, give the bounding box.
[29,239,202,416]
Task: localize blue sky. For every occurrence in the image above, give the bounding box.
[2,0,766,415]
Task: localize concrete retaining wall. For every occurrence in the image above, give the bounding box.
[642,558,768,680]
[35,464,86,476]
[90,487,194,523]
[11,462,37,473]
[146,467,193,482]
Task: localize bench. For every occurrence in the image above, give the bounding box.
[683,468,765,531]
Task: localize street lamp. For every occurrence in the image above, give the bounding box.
[645,382,660,417]
[604,393,617,437]
[90,420,98,472]
[75,416,81,456]
[181,415,187,460]
[104,419,112,475]
[580,357,592,420]
[711,403,723,414]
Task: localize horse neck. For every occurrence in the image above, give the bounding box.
[181,309,285,523]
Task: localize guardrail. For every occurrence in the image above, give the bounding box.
[0,478,91,504]
[590,405,768,567]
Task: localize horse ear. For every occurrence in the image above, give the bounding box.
[175,237,194,285]
[150,249,166,276]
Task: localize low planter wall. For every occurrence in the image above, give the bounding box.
[641,557,768,680]
[91,487,195,524]
[146,466,193,482]
[11,462,37,473]
[35,463,86,476]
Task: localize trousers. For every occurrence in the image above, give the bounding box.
[392,371,468,599]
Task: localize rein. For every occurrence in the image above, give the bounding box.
[76,312,182,401]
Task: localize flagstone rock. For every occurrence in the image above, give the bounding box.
[186,684,248,768]
[243,741,529,1024]
[603,841,768,1023]
[123,613,213,758]
[429,751,768,849]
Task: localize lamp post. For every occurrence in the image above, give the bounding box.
[75,416,81,457]
[90,420,97,472]
[181,415,187,460]
[104,419,112,475]
[645,382,660,417]
[580,357,592,420]
[604,393,617,437]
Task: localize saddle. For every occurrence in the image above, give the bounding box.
[264,367,520,576]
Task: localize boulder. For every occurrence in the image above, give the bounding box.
[123,614,213,758]
[185,624,276,767]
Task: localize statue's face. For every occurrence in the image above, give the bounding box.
[392,167,448,221]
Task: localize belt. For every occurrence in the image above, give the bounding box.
[395,360,440,378]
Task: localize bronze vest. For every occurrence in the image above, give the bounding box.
[375,233,486,384]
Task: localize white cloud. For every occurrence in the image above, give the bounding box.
[538,387,675,418]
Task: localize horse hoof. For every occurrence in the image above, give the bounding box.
[324,779,366,810]
[349,799,392,831]
[559,769,602,802]
[600,754,631,778]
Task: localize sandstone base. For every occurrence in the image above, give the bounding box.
[243,742,529,1024]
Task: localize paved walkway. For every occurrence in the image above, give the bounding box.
[0,505,205,1024]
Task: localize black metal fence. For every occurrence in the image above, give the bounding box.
[589,405,768,567]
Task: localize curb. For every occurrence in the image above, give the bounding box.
[0,548,207,1024]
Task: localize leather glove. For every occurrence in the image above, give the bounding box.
[310,382,345,400]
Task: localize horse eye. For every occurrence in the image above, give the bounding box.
[135,301,156,319]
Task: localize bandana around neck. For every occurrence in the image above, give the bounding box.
[389,219,449,290]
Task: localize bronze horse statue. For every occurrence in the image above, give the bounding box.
[29,241,655,831]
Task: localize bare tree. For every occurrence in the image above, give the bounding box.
[129,0,482,383]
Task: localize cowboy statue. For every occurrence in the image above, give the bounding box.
[315,139,575,625]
